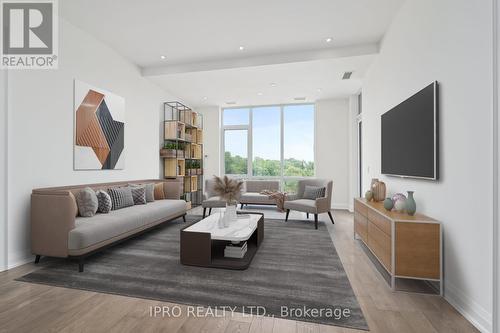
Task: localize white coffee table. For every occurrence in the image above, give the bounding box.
[180,212,264,269]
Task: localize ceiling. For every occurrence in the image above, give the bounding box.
[60,0,403,107]
[149,55,375,107]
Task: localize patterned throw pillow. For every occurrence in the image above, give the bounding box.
[76,187,98,217]
[129,183,154,202]
[303,186,326,200]
[96,190,112,213]
[154,183,166,200]
[107,187,134,210]
[129,185,146,205]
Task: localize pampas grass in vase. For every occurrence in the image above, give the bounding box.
[213,176,243,224]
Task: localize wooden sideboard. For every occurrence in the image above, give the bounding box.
[354,198,442,294]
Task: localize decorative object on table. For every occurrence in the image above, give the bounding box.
[405,191,417,216]
[383,197,394,211]
[217,210,225,228]
[74,80,125,170]
[364,190,374,201]
[260,190,287,212]
[224,241,248,258]
[394,197,407,212]
[371,179,386,202]
[213,175,244,224]
[391,193,407,203]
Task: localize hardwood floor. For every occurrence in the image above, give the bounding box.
[0,207,479,333]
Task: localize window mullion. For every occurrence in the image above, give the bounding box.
[280,106,285,191]
[248,108,253,178]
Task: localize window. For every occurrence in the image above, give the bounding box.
[222,104,315,192]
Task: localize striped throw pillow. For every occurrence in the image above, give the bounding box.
[107,187,134,210]
[303,186,326,200]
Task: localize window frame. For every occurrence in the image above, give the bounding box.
[221,103,315,191]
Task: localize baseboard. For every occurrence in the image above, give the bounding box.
[332,203,349,210]
[7,249,32,270]
[445,281,492,333]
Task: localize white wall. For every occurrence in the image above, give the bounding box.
[196,106,221,180]
[315,99,350,209]
[0,69,7,272]
[5,18,178,268]
[362,0,493,331]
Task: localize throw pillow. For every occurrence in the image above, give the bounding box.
[303,185,326,200]
[107,187,134,210]
[96,190,112,213]
[154,183,166,200]
[130,183,154,202]
[129,185,146,205]
[76,187,98,217]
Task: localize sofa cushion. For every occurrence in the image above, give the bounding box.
[202,196,226,208]
[284,199,317,213]
[130,183,155,202]
[245,180,279,193]
[96,190,112,214]
[76,187,98,217]
[240,192,275,205]
[154,183,166,200]
[129,185,146,205]
[108,187,134,210]
[68,199,186,250]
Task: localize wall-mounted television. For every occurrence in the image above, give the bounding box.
[381,82,439,180]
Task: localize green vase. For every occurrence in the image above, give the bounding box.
[383,198,394,211]
[406,191,416,216]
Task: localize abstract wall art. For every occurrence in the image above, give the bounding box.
[74,80,125,170]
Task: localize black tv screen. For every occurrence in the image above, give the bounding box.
[381,82,438,180]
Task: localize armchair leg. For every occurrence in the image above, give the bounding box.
[314,214,318,230]
[182,214,186,223]
[328,211,335,224]
[209,208,212,215]
[240,203,244,209]
[285,209,290,222]
[306,213,309,219]
[203,207,207,218]
[35,255,41,264]
[78,258,84,273]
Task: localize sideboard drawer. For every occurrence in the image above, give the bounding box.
[354,211,368,243]
[368,209,392,236]
[354,199,368,217]
[368,222,392,272]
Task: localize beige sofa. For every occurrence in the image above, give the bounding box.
[31,179,188,272]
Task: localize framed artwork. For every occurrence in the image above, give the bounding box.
[74,80,125,170]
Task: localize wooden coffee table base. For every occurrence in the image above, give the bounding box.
[180,213,264,270]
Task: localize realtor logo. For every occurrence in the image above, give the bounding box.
[1,0,58,69]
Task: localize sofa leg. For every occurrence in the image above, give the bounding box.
[314,214,318,230]
[34,255,41,264]
[78,258,84,273]
[182,214,186,223]
[285,209,290,222]
[328,211,335,224]
[203,207,206,218]
[209,208,212,215]
[306,213,309,219]
[240,203,244,209]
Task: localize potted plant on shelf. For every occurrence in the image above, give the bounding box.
[161,142,177,158]
[213,176,243,225]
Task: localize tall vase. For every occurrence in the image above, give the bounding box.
[406,191,416,216]
[372,181,386,202]
[225,202,237,227]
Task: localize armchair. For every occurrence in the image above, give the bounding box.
[283,179,334,229]
[201,178,226,218]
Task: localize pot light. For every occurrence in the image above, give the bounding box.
[239,46,245,51]
[270,83,276,87]
[317,88,322,92]
[257,92,263,96]
[325,37,332,43]
[160,55,166,60]
[202,96,208,101]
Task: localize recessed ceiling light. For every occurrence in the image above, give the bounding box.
[317,88,322,92]
[160,55,166,60]
[202,96,208,100]
[239,46,245,51]
[270,83,276,87]
[325,37,333,43]
[257,92,263,96]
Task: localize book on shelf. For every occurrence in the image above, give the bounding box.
[224,242,247,258]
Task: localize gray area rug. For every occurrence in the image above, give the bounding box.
[18,215,368,330]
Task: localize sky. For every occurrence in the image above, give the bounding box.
[224,104,314,162]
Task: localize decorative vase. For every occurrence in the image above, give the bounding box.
[372,181,386,202]
[405,191,416,216]
[394,198,406,212]
[365,190,374,201]
[392,193,406,204]
[370,178,379,189]
[383,198,394,211]
[225,203,237,226]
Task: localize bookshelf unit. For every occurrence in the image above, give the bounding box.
[162,102,203,206]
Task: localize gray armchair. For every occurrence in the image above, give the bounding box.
[283,179,334,229]
[201,178,226,218]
